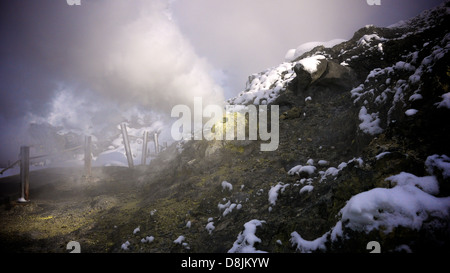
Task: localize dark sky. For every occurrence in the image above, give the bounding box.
[0,0,445,164]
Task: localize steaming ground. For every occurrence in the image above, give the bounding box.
[0,166,147,252]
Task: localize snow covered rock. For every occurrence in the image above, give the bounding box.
[228,220,267,253]
[293,55,327,90]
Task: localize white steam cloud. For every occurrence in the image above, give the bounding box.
[0,0,225,164]
[75,0,225,112]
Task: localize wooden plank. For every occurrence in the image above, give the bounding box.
[120,123,134,168]
[141,131,148,165]
[18,146,30,202]
[154,132,159,154]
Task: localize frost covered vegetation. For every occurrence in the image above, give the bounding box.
[1,2,450,253]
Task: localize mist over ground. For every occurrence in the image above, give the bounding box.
[0,0,443,165]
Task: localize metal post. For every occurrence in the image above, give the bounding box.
[120,123,134,168]
[84,136,92,178]
[141,131,148,165]
[154,132,159,154]
[18,146,30,203]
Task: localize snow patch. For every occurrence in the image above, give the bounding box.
[290,231,327,253]
[121,241,131,250]
[405,109,418,116]
[318,160,329,166]
[221,181,233,191]
[228,219,267,253]
[205,222,215,234]
[358,106,383,135]
[268,182,289,206]
[218,200,240,216]
[341,174,449,233]
[288,165,316,176]
[357,34,385,47]
[376,151,391,160]
[141,236,154,243]
[426,154,450,179]
[173,235,185,244]
[299,185,314,194]
[292,168,450,252]
[298,55,325,74]
[285,39,346,61]
[436,92,450,109]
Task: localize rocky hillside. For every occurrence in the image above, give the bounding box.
[140,1,450,253]
[1,2,449,253]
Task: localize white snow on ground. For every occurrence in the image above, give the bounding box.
[405,109,419,116]
[121,241,130,250]
[228,41,343,106]
[227,62,296,106]
[409,93,423,101]
[221,181,233,191]
[299,185,314,194]
[141,236,154,243]
[287,165,316,176]
[386,172,439,195]
[173,235,185,244]
[291,155,450,252]
[358,106,383,135]
[290,231,328,253]
[218,200,241,217]
[133,226,140,234]
[341,173,448,233]
[426,154,450,179]
[350,29,450,133]
[375,151,391,160]
[318,160,329,166]
[284,39,346,61]
[319,160,353,182]
[436,92,450,109]
[297,55,325,74]
[218,200,231,211]
[357,34,385,47]
[288,157,364,184]
[205,221,215,234]
[228,219,267,253]
[268,182,289,206]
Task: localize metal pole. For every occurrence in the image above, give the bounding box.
[84,136,92,178]
[18,146,30,203]
[154,132,159,154]
[141,131,148,165]
[120,123,134,168]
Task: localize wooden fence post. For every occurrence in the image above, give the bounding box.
[18,146,30,203]
[141,131,148,165]
[120,123,134,168]
[84,135,92,178]
[154,132,159,154]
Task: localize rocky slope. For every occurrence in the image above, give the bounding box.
[141,1,450,253]
[1,2,449,253]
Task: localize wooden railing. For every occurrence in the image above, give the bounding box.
[0,139,88,203]
[0,123,167,203]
